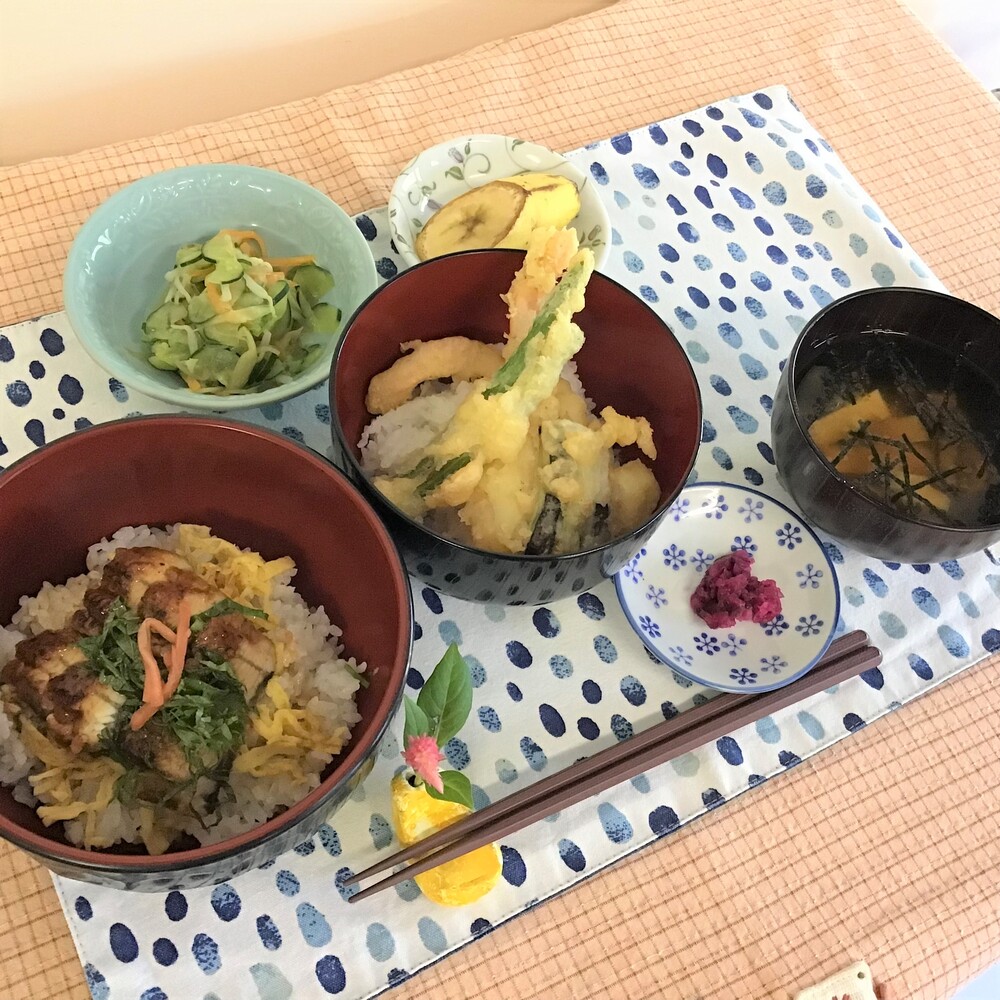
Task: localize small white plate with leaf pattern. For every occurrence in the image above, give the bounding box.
[388,133,610,268]
[615,482,841,693]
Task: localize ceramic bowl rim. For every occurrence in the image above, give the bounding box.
[0,414,413,873]
[783,285,1000,538]
[614,481,842,693]
[387,132,612,269]
[330,247,703,565]
[63,163,378,412]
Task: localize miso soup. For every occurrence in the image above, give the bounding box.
[797,333,1000,528]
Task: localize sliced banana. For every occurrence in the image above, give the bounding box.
[415,172,583,260]
[415,181,526,260]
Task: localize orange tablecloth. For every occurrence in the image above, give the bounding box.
[1,1,999,997]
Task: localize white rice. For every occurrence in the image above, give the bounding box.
[359,380,474,476]
[0,524,364,850]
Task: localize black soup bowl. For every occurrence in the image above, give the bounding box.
[771,286,1000,563]
[330,249,703,605]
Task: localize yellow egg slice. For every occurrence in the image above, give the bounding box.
[390,774,502,907]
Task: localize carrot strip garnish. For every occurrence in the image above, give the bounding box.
[267,255,315,270]
[147,620,177,644]
[164,600,192,700]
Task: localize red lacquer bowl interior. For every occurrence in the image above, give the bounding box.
[0,417,411,869]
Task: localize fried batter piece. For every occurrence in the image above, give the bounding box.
[365,337,503,414]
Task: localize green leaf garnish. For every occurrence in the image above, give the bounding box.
[416,642,473,747]
[78,599,248,773]
[192,598,268,628]
[424,770,473,810]
[403,697,432,746]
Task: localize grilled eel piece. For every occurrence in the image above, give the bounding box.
[1,628,124,754]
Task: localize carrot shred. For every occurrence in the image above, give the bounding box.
[267,255,315,270]
[129,701,162,732]
[205,282,230,314]
[164,599,192,700]
[147,620,177,644]
[132,621,166,731]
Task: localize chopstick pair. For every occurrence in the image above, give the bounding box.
[345,629,880,903]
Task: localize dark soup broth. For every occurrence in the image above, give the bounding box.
[797,333,1000,528]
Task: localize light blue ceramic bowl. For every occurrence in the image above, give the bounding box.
[64,164,378,410]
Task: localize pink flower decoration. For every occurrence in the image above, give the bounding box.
[402,734,446,793]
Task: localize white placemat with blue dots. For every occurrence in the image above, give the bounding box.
[2,86,998,1000]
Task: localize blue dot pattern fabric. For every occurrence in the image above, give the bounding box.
[4,86,992,1000]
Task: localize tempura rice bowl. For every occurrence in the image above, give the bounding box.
[331,248,703,605]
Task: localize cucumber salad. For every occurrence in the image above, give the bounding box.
[142,230,340,394]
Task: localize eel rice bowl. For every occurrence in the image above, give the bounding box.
[0,524,364,855]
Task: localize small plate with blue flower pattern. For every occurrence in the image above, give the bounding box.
[614,482,841,693]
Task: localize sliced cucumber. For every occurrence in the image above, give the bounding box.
[142,301,188,340]
[247,352,278,386]
[287,263,334,305]
[234,288,260,311]
[176,244,204,267]
[309,302,342,335]
[292,285,315,324]
[178,344,240,383]
[270,303,292,336]
[201,320,248,350]
[148,339,190,371]
[201,232,234,263]
[206,258,244,284]
[186,293,216,325]
[271,280,290,306]
[286,343,325,377]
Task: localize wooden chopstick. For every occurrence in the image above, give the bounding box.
[346,630,878,903]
